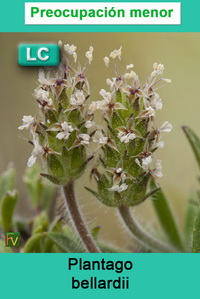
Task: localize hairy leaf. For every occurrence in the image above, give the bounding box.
[24,164,55,210]
[192,207,200,253]
[0,167,15,201]
[23,164,43,207]
[151,180,183,250]
[182,126,200,169]
[184,191,198,249]
[97,241,126,253]
[23,233,44,253]
[46,232,86,253]
[1,190,18,232]
[0,239,13,253]
[32,211,48,234]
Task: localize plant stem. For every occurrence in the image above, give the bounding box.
[118,205,178,253]
[63,180,100,253]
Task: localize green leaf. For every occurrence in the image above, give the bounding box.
[46,232,86,253]
[23,233,44,253]
[0,239,13,253]
[182,126,200,169]
[48,216,63,233]
[23,164,43,207]
[184,191,198,248]
[1,190,18,232]
[40,173,64,185]
[24,164,56,210]
[41,183,56,211]
[97,241,126,253]
[0,167,15,201]
[32,211,48,234]
[151,180,183,250]
[192,206,200,253]
[15,219,30,239]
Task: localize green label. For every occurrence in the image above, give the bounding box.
[5,232,20,247]
[18,44,60,66]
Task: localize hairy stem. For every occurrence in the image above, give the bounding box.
[63,180,100,253]
[118,205,178,253]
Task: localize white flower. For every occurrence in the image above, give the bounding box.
[98,99,110,109]
[138,98,161,119]
[45,98,53,106]
[126,64,134,70]
[151,160,163,178]
[70,90,85,107]
[27,155,38,168]
[99,89,112,101]
[37,69,68,97]
[64,44,77,62]
[108,183,128,193]
[88,101,98,113]
[118,131,136,143]
[18,115,35,130]
[135,156,152,172]
[116,167,123,173]
[156,141,165,148]
[150,94,163,110]
[73,52,77,63]
[113,168,126,184]
[88,100,108,113]
[146,63,171,91]
[91,91,126,115]
[103,56,110,67]
[163,78,172,83]
[56,122,74,140]
[139,105,156,118]
[27,138,44,167]
[106,76,124,91]
[64,44,77,55]
[78,134,90,145]
[85,120,95,129]
[75,90,85,104]
[110,46,122,60]
[106,78,115,90]
[93,131,108,145]
[121,75,148,104]
[124,71,136,80]
[146,106,156,117]
[58,40,63,47]
[70,133,91,149]
[159,121,173,133]
[37,96,53,111]
[154,98,163,110]
[34,88,49,100]
[151,63,165,77]
[106,167,133,185]
[89,97,116,113]
[38,69,52,85]
[85,46,94,64]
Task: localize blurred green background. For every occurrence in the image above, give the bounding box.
[0,33,199,247]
